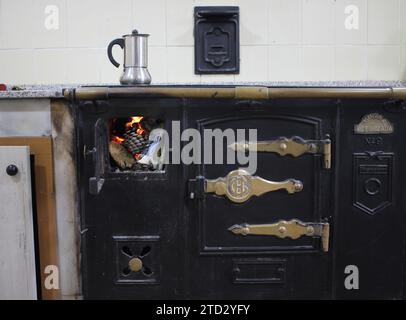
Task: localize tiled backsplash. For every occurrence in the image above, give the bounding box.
[0,0,405,84]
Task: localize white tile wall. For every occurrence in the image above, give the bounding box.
[148,47,168,83]
[269,0,302,45]
[65,49,102,83]
[167,0,194,46]
[367,45,401,80]
[334,45,367,80]
[167,46,200,83]
[367,0,399,45]
[201,74,235,83]
[268,46,303,81]
[31,0,68,49]
[66,0,132,48]
[303,0,335,44]
[0,0,405,84]
[0,50,36,83]
[303,46,335,80]
[401,46,406,79]
[237,46,268,81]
[99,48,123,83]
[401,0,406,45]
[0,0,34,49]
[335,0,367,45]
[194,0,236,5]
[32,49,69,84]
[238,0,268,45]
[131,0,166,47]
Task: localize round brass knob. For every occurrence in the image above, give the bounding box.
[128,257,143,272]
[279,143,287,150]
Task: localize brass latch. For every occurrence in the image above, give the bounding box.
[229,219,330,252]
[205,169,303,203]
[229,136,331,169]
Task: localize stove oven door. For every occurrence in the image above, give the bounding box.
[185,101,335,299]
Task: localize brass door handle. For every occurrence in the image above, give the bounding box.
[205,169,303,203]
[229,136,331,169]
[229,219,330,252]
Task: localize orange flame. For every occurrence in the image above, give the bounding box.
[125,116,144,130]
[112,135,124,144]
[111,116,146,150]
[136,126,145,136]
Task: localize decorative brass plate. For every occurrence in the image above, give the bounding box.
[229,136,331,169]
[205,169,303,203]
[228,219,330,252]
[354,113,393,134]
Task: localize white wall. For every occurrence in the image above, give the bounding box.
[0,0,405,84]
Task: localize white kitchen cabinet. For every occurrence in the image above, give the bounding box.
[0,146,37,300]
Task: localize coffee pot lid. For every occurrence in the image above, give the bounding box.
[123,29,149,37]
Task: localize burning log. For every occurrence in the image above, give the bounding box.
[109,141,136,169]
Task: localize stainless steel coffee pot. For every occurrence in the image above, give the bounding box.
[107,30,151,85]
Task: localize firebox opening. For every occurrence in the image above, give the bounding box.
[108,116,165,172]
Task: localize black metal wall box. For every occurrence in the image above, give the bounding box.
[194,6,239,74]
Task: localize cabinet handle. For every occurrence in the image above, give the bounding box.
[6,164,18,176]
[205,169,303,203]
[229,219,330,252]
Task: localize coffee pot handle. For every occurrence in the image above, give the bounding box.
[107,38,124,68]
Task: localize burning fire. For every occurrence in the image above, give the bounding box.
[125,116,144,130]
[125,116,145,136]
[111,115,148,161]
[135,125,145,136]
[110,115,163,171]
[112,116,145,145]
[112,135,124,144]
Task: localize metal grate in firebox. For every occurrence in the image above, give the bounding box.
[108,116,165,172]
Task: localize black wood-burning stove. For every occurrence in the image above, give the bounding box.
[68,85,406,299]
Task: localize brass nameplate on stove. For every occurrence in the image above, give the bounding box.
[354,113,393,134]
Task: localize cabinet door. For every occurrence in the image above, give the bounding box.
[0,146,37,300]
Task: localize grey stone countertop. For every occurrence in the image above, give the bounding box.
[0,85,69,99]
[1,81,406,99]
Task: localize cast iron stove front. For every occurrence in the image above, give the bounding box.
[75,96,406,299]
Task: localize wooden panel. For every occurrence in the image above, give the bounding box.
[0,137,60,300]
[0,146,37,299]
